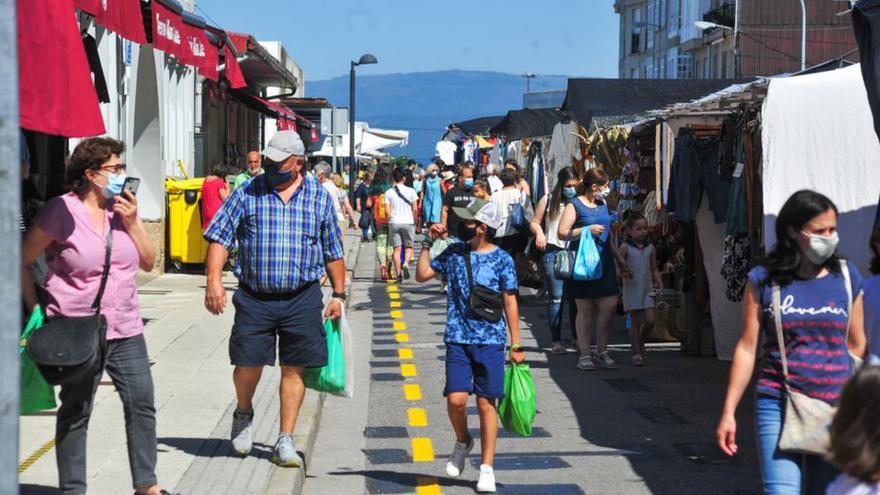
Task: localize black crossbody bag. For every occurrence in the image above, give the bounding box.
[464,250,505,322]
[27,229,112,385]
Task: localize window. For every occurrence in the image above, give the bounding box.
[646,0,656,50]
[646,62,655,79]
[665,47,678,79]
[630,67,638,79]
[677,54,694,80]
[630,7,642,54]
[666,0,680,38]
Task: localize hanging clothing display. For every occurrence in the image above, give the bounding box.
[463,139,478,163]
[436,140,456,164]
[667,130,729,224]
[545,121,582,184]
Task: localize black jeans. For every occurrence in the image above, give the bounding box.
[668,132,729,223]
[855,0,880,142]
[56,334,158,494]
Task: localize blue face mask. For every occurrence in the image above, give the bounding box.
[100,173,127,199]
[463,178,474,189]
[562,187,577,199]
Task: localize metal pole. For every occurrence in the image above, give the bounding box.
[331,108,337,174]
[799,0,806,71]
[349,62,356,205]
[733,0,740,77]
[0,0,20,489]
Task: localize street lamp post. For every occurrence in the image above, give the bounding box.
[522,72,536,93]
[798,0,806,71]
[349,53,378,205]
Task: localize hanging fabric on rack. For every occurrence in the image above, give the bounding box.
[545,121,582,182]
[721,119,752,302]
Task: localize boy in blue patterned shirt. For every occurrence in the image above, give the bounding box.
[416,198,525,493]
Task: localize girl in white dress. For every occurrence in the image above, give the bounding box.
[618,213,663,366]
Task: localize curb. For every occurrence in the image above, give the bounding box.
[263,233,361,495]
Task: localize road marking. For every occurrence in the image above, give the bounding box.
[387,285,399,292]
[416,477,442,495]
[390,310,404,319]
[18,439,55,473]
[411,437,435,462]
[398,348,414,360]
[393,321,407,330]
[404,383,422,400]
[389,292,401,300]
[395,333,410,343]
[408,408,428,427]
[401,363,417,377]
[390,301,402,308]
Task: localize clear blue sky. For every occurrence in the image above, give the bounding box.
[196,0,620,81]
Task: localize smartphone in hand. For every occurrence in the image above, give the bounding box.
[122,177,140,196]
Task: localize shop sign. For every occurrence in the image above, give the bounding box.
[152,1,183,59]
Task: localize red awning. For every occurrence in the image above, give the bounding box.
[201,41,220,81]
[20,0,104,136]
[179,21,217,79]
[224,44,246,88]
[151,0,184,60]
[74,0,147,44]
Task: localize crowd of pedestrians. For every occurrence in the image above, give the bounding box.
[19,132,880,494]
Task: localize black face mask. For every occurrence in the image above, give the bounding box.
[264,164,293,187]
[457,223,478,242]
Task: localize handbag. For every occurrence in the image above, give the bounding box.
[773,259,851,456]
[27,229,112,386]
[357,209,371,229]
[573,228,603,281]
[464,249,505,322]
[553,230,576,279]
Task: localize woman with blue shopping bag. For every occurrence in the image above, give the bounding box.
[558,169,629,371]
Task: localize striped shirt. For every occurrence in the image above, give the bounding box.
[204,174,344,294]
[749,263,862,404]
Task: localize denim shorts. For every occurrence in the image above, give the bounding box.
[230,282,327,367]
[444,343,506,399]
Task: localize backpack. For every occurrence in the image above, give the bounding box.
[372,193,390,225]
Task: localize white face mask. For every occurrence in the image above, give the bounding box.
[800,231,839,264]
[595,187,611,200]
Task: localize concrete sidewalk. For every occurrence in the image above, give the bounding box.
[18,232,360,495]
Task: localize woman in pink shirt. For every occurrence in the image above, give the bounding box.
[21,138,170,495]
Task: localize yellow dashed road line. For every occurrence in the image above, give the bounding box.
[404,383,423,401]
[401,363,418,377]
[393,321,407,330]
[395,333,410,343]
[398,348,413,360]
[390,301,402,308]
[408,408,428,427]
[416,477,442,495]
[411,437,435,462]
[390,310,404,319]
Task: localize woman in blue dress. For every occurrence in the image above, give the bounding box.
[558,168,627,371]
[422,164,443,226]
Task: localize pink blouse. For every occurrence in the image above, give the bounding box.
[34,192,144,340]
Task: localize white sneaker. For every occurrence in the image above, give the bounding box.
[476,464,496,493]
[445,436,474,478]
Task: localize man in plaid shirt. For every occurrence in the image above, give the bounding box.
[203,130,346,468]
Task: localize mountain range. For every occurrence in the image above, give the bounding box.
[306,70,571,163]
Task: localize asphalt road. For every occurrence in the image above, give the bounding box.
[304,242,762,495]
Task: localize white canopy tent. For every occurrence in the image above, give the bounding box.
[313,122,409,159]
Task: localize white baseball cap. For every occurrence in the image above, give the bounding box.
[452,198,504,230]
[262,130,305,162]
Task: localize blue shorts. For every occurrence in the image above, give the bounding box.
[230,282,327,367]
[444,343,506,399]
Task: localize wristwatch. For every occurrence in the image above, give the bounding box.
[332,291,347,301]
[422,238,434,250]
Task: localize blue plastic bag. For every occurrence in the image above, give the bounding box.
[573,228,602,281]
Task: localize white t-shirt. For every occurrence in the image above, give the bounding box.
[436,141,456,165]
[321,180,344,221]
[487,175,503,194]
[384,184,418,225]
[490,187,534,238]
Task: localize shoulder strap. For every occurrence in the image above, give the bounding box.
[464,248,474,291]
[91,226,113,313]
[393,185,412,206]
[840,259,852,339]
[771,283,791,387]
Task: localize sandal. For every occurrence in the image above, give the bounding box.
[550,342,566,355]
[576,355,596,371]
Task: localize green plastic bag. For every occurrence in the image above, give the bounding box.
[304,317,347,396]
[498,363,536,436]
[20,306,57,414]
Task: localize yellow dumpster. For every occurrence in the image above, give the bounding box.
[165,178,209,270]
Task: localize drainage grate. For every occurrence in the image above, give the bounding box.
[371,373,404,382]
[369,361,399,368]
[363,448,411,465]
[363,426,409,439]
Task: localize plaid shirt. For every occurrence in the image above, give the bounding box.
[204,174,344,294]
